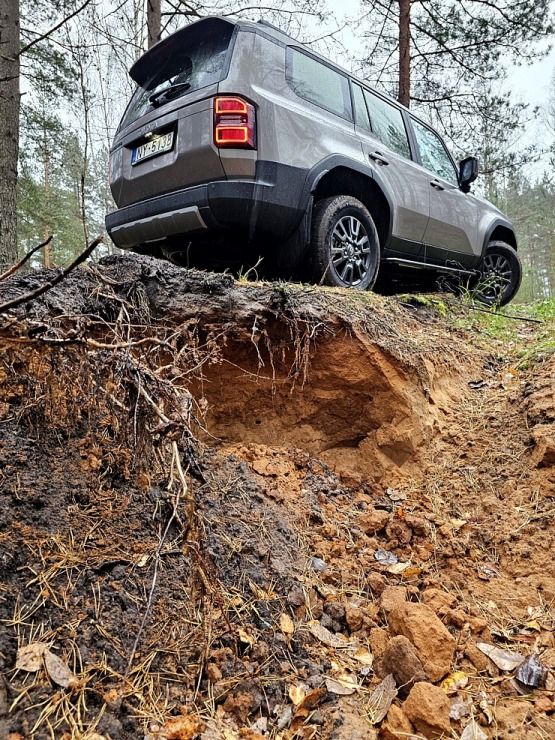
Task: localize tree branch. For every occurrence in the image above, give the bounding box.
[0,236,103,313]
[19,0,94,57]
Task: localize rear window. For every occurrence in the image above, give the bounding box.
[286,48,352,121]
[119,21,234,130]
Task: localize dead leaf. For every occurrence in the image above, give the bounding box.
[289,684,306,706]
[387,561,411,575]
[44,651,79,689]
[15,642,49,672]
[296,687,326,711]
[237,628,255,647]
[290,688,327,734]
[460,719,488,740]
[325,674,358,696]
[351,647,373,667]
[307,620,352,649]
[476,642,524,671]
[374,550,398,565]
[366,673,397,725]
[479,692,494,725]
[280,613,295,636]
[515,653,547,689]
[441,670,469,695]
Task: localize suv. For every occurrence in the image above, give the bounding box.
[106,16,521,305]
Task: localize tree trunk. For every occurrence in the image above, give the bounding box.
[0,0,20,270]
[147,0,161,49]
[398,0,411,107]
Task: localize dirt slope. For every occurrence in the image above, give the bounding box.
[0,255,554,740]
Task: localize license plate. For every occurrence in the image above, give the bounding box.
[132,131,174,165]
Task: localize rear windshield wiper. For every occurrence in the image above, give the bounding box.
[149,81,191,107]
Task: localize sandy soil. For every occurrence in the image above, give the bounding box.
[0,254,553,739]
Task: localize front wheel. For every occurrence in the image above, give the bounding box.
[473,241,522,306]
[310,196,380,289]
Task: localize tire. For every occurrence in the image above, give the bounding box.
[473,241,522,307]
[310,196,380,289]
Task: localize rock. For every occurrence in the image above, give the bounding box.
[327,697,378,739]
[388,602,456,682]
[386,519,412,544]
[206,663,223,682]
[535,695,553,713]
[345,604,364,632]
[368,573,387,596]
[358,508,390,535]
[377,636,428,696]
[379,704,415,740]
[287,588,305,607]
[380,586,407,615]
[324,601,346,621]
[531,426,555,467]
[422,588,457,615]
[464,641,495,675]
[494,700,534,735]
[405,515,429,536]
[402,682,451,739]
[369,627,390,660]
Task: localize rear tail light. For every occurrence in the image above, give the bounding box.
[214,96,256,149]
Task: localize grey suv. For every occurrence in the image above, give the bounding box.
[106,16,521,305]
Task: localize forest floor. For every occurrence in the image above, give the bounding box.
[0,254,554,740]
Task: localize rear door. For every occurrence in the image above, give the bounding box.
[352,85,431,256]
[410,117,480,264]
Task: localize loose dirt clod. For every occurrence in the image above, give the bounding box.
[0,255,554,738]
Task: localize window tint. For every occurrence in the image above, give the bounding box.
[363,90,410,158]
[286,48,351,120]
[411,118,458,184]
[352,84,371,131]
[119,25,233,130]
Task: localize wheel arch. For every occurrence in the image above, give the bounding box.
[482,219,518,256]
[308,162,393,251]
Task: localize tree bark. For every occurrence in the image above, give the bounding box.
[147,0,161,49]
[0,0,20,270]
[398,0,411,107]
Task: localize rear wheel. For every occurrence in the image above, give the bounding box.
[311,196,380,289]
[473,241,522,306]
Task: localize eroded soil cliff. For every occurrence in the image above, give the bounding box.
[0,255,554,739]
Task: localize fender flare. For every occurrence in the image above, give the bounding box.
[300,154,395,246]
[481,218,518,258]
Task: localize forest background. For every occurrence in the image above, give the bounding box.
[2,0,555,303]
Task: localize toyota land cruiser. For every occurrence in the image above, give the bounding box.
[106,16,521,305]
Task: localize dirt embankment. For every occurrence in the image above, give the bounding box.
[0,255,554,740]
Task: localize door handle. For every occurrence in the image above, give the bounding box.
[369,151,390,166]
[430,180,445,191]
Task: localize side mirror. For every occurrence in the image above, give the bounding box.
[459,156,479,193]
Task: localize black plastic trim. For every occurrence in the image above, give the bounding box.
[481,218,518,256]
[105,161,309,247]
[303,154,395,245]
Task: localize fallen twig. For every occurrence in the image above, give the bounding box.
[460,302,543,324]
[0,236,53,283]
[0,236,103,313]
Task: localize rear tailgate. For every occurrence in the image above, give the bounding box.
[110,17,235,208]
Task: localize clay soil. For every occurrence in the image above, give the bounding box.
[0,254,554,740]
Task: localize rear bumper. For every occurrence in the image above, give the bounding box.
[105,161,309,249]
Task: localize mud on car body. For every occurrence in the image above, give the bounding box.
[106,16,521,305]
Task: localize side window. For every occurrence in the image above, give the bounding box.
[363,90,411,159]
[411,119,458,184]
[352,84,371,131]
[286,48,351,120]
